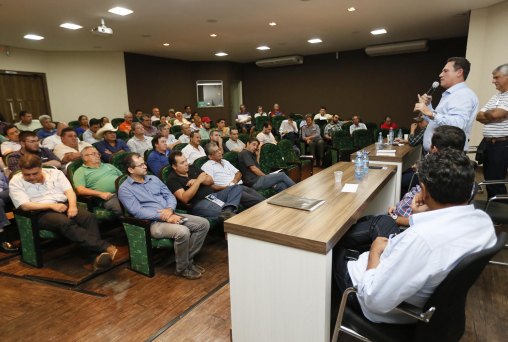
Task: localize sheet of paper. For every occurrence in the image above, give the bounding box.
[341,183,359,193]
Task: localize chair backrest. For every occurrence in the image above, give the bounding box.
[352,129,373,149]
[159,164,173,184]
[365,122,378,131]
[68,120,80,129]
[170,125,182,135]
[333,130,355,149]
[271,116,286,133]
[193,156,209,170]
[111,151,135,173]
[238,133,250,144]
[255,116,269,131]
[413,232,507,341]
[314,120,328,136]
[116,130,129,141]
[278,139,299,163]
[223,151,240,169]
[144,148,153,161]
[111,118,124,128]
[172,143,188,151]
[115,174,130,216]
[152,120,161,127]
[200,139,210,148]
[67,159,84,189]
[259,143,285,174]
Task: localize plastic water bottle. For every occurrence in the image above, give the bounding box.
[363,150,369,175]
[388,127,394,145]
[378,131,383,145]
[397,129,403,140]
[354,151,363,180]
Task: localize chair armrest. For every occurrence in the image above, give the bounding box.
[394,302,435,323]
[299,155,314,161]
[479,180,508,186]
[121,216,152,229]
[13,208,37,218]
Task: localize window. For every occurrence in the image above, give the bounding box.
[196,80,224,108]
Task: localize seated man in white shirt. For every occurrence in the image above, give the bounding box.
[256,122,277,145]
[349,115,367,135]
[201,142,264,208]
[225,128,245,152]
[313,106,332,122]
[1,125,21,155]
[53,127,92,165]
[332,148,496,324]
[42,122,68,150]
[179,123,191,144]
[181,131,206,165]
[127,122,153,155]
[15,110,42,131]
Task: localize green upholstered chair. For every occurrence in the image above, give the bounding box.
[170,125,182,135]
[238,133,250,144]
[144,149,153,161]
[193,156,209,170]
[68,120,80,129]
[200,139,210,149]
[255,116,269,131]
[314,120,328,136]
[172,143,188,151]
[152,120,161,127]
[259,143,300,183]
[116,175,173,277]
[116,130,129,141]
[365,122,378,131]
[331,130,357,164]
[174,132,183,139]
[111,152,135,174]
[111,118,124,128]
[271,116,286,134]
[341,121,353,132]
[278,139,313,181]
[352,129,374,149]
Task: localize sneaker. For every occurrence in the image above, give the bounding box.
[175,268,202,280]
[191,263,205,274]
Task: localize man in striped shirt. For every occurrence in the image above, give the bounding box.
[476,63,508,198]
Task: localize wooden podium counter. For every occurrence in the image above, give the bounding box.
[225,162,396,341]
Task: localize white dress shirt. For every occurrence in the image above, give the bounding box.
[127,136,153,155]
[225,139,245,152]
[42,134,62,150]
[201,159,242,186]
[182,144,206,165]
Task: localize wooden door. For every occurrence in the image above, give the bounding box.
[0,71,51,123]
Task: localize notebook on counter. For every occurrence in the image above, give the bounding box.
[267,193,325,212]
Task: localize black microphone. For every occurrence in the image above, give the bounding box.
[426,81,439,95]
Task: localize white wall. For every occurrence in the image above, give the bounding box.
[0,47,129,123]
[466,1,508,146]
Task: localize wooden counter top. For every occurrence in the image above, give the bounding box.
[224,162,396,254]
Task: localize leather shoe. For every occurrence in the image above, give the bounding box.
[93,252,112,271]
[1,241,19,253]
[175,268,202,280]
[191,263,205,274]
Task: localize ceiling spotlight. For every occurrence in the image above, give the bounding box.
[307,38,322,44]
[163,43,170,46]
[60,23,82,30]
[210,33,217,37]
[257,46,270,51]
[108,7,133,16]
[371,28,387,35]
[24,34,44,40]
[215,52,228,57]
[269,22,277,26]
[347,7,356,12]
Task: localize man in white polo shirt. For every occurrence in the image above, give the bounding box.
[181,131,206,165]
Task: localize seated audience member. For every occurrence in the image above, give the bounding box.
[225,128,245,152]
[166,151,242,220]
[141,115,157,137]
[167,108,176,119]
[118,153,209,280]
[127,122,153,155]
[8,131,61,172]
[216,118,230,138]
[118,112,134,134]
[279,113,299,147]
[349,115,367,135]
[53,127,92,165]
[82,118,101,144]
[183,105,193,120]
[1,125,21,155]
[254,106,268,118]
[405,116,428,147]
[150,107,161,123]
[73,147,123,216]
[181,132,206,165]
[235,104,253,134]
[42,122,68,150]
[173,111,190,126]
[190,115,203,132]
[301,114,325,166]
[324,114,343,143]
[314,106,332,122]
[100,117,110,127]
[199,117,212,140]
[37,115,57,140]
[9,154,117,270]
[94,124,130,163]
[332,148,496,324]
[158,124,180,150]
[178,123,192,144]
[134,109,144,123]
[15,110,42,131]
[269,103,283,117]
[238,138,295,193]
[256,122,277,145]
[380,115,399,130]
[209,129,225,152]
[147,134,170,176]
[159,115,168,126]
[399,125,466,215]
[75,115,89,136]
[202,143,264,208]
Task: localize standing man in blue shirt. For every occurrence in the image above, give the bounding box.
[118,153,210,280]
[414,57,479,152]
[147,134,170,176]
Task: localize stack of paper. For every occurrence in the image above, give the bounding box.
[377,149,396,156]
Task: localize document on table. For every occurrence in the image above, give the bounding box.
[341,184,358,193]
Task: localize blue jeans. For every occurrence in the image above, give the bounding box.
[0,190,11,228]
[252,173,295,193]
[190,185,243,218]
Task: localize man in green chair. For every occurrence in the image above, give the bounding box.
[9,154,117,270]
[118,153,209,280]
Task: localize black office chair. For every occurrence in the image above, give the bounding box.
[332,232,507,342]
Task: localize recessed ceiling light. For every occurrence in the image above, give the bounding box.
[257,45,270,51]
[210,33,217,37]
[24,34,44,40]
[371,28,387,35]
[308,38,322,44]
[347,7,356,12]
[215,52,228,57]
[269,22,277,26]
[60,23,82,30]
[108,7,133,16]
[163,43,170,46]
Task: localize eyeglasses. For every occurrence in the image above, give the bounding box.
[84,152,100,157]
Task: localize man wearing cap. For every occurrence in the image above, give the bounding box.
[95,123,130,163]
[54,127,92,165]
[199,117,212,140]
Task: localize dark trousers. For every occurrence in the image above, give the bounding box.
[483,140,508,198]
[36,206,109,255]
[240,185,265,208]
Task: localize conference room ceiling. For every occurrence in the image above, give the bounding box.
[0,0,503,63]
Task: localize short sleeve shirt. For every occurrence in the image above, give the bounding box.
[73,163,122,193]
[166,166,214,205]
[238,150,259,186]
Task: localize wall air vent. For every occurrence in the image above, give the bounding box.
[255,55,303,68]
[365,40,428,56]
